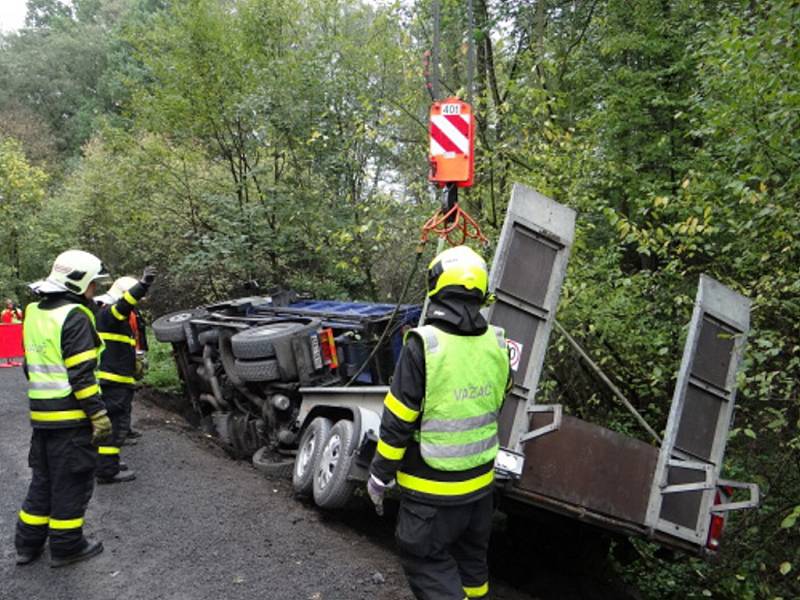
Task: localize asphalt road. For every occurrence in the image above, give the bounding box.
[0,368,560,600]
[0,367,641,600]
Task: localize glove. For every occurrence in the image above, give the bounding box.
[134,351,148,380]
[367,475,388,516]
[90,410,112,445]
[140,265,157,287]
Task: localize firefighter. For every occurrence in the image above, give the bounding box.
[367,245,510,600]
[126,304,149,441]
[93,268,156,483]
[15,250,113,568]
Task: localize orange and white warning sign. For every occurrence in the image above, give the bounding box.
[429,98,475,187]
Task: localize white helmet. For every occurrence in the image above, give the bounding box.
[31,250,111,295]
[96,276,137,305]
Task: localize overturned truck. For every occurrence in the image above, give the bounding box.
[153,184,759,557]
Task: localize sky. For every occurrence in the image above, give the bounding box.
[0,0,27,33]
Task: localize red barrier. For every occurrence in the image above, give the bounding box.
[0,323,23,367]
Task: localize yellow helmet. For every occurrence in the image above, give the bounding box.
[427,245,489,298]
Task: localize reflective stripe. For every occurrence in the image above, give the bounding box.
[384,392,420,423]
[99,332,136,346]
[464,582,489,598]
[377,438,406,461]
[49,517,84,530]
[111,305,126,321]
[420,433,498,459]
[97,446,120,455]
[64,348,97,368]
[98,371,136,384]
[31,409,87,422]
[123,291,138,306]
[422,411,498,433]
[419,327,439,353]
[396,469,494,496]
[19,510,49,526]
[26,364,68,375]
[74,384,100,400]
[493,326,506,349]
[29,380,71,391]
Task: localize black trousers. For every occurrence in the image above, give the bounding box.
[96,385,134,478]
[396,493,494,600]
[15,427,96,558]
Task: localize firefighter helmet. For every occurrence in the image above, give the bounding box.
[427,245,489,299]
[33,250,111,295]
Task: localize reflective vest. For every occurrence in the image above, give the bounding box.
[24,302,98,426]
[414,324,508,471]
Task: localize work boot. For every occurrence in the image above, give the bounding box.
[119,461,129,471]
[121,437,138,446]
[97,470,136,484]
[127,428,143,439]
[16,547,43,566]
[50,540,103,568]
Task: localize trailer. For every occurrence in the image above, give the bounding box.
[153,183,758,556]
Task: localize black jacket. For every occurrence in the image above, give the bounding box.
[96,281,149,388]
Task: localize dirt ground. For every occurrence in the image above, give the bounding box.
[0,368,639,599]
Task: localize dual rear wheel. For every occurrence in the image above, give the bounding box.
[292,417,356,509]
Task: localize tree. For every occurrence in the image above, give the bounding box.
[0,137,48,296]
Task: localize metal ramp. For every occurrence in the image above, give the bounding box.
[645,275,759,546]
[485,184,576,451]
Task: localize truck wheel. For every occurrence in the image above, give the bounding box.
[230,320,320,360]
[152,308,208,343]
[292,417,332,497]
[233,358,281,382]
[253,446,294,479]
[252,447,294,480]
[313,419,356,509]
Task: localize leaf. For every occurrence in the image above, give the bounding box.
[780,506,800,529]
[779,562,792,576]
[744,428,757,439]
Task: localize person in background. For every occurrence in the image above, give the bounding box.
[15,250,112,567]
[93,268,156,484]
[367,246,511,600]
[125,305,149,441]
[1,298,23,323]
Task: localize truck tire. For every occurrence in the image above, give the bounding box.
[292,417,332,497]
[233,358,280,382]
[252,446,294,480]
[313,419,356,509]
[230,320,320,360]
[152,308,209,343]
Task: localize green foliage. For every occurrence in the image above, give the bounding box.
[0,136,48,298]
[141,333,181,393]
[0,0,798,597]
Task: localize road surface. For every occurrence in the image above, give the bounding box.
[0,368,637,599]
